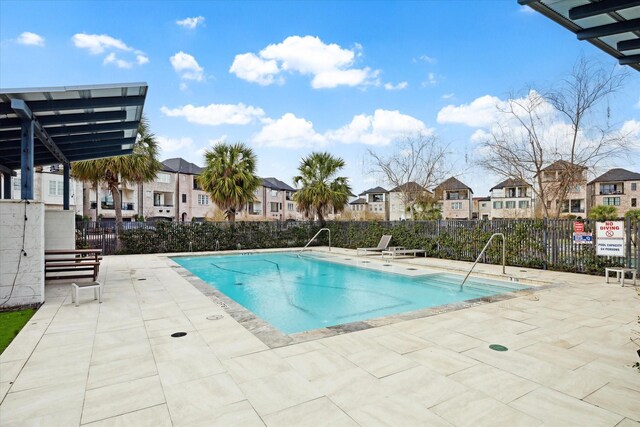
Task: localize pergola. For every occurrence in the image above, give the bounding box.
[0,83,148,209]
[519,0,640,71]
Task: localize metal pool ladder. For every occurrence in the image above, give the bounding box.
[460,233,505,290]
[298,228,331,257]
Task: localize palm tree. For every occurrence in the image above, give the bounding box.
[198,142,261,222]
[72,116,162,233]
[292,152,352,225]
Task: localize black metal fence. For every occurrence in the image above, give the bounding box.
[75,218,639,275]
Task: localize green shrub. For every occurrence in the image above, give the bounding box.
[588,205,618,221]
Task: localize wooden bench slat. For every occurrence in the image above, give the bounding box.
[45,262,101,267]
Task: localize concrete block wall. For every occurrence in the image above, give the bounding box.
[0,200,45,308]
[44,210,75,250]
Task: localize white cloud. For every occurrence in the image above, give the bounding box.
[176,16,205,29]
[103,52,132,69]
[72,33,131,54]
[230,35,379,89]
[384,81,408,91]
[17,32,44,47]
[229,53,279,86]
[441,93,455,100]
[326,109,430,146]
[72,33,147,68]
[196,135,228,158]
[160,103,265,126]
[437,94,504,127]
[136,54,149,65]
[413,55,436,64]
[635,98,640,109]
[157,136,194,153]
[170,51,205,81]
[253,113,326,148]
[422,72,438,87]
[620,120,640,149]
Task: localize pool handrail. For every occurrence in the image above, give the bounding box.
[298,228,331,257]
[460,232,505,290]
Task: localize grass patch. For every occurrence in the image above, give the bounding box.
[0,309,37,354]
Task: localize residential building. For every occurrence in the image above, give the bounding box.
[358,186,389,220]
[138,163,177,221]
[435,177,473,219]
[161,158,212,222]
[9,167,83,213]
[588,168,640,217]
[473,197,491,220]
[348,197,368,220]
[240,177,303,221]
[489,178,535,219]
[539,161,587,218]
[388,182,431,221]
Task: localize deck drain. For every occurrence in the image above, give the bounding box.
[215,301,229,309]
[137,278,146,281]
[344,258,352,260]
[406,268,417,271]
[206,315,224,321]
[383,264,392,267]
[489,344,508,352]
[171,332,187,338]
[361,261,370,263]
[234,282,244,286]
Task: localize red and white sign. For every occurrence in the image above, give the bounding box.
[573,221,584,233]
[595,221,624,239]
[596,221,625,257]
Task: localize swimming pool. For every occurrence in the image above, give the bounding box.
[172,252,529,334]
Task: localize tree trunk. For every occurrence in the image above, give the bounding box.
[228,209,236,223]
[317,207,325,226]
[94,181,100,221]
[110,182,123,236]
[82,184,90,218]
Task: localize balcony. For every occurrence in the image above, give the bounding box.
[599,189,623,195]
[153,203,174,208]
[93,202,135,211]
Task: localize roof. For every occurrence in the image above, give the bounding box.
[473,196,491,201]
[519,0,640,72]
[588,168,640,184]
[261,177,295,191]
[490,178,531,191]
[0,83,147,170]
[162,158,203,175]
[389,182,430,193]
[359,186,388,196]
[435,177,473,193]
[541,160,588,172]
[349,197,367,205]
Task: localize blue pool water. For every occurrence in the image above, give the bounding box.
[172,252,528,334]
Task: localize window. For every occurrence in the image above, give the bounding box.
[519,200,529,209]
[505,201,516,209]
[287,203,294,211]
[181,194,187,203]
[12,177,20,191]
[632,183,638,191]
[569,185,581,193]
[371,194,384,202]
[493,201,503,209]
[507,188,517,198]
[48,180,63,196]
[447,192,460,200]
[451,202,463,210]
[154,193,161,206]
[156,173,170,183]
[632,198,637,208]
[603,197,620,206]
[270,202,279,212]
[193,178,203,190]
[481,203,486,208]
[248,202,261,214]
[270,189,278,197]
[570,199,584,213]
[600,183,621,195]
[197,194,209,205]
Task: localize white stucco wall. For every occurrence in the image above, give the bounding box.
[0,200,45,308]
[44,210,75,250]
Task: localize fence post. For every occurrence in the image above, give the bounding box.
[626,216,632,269]
[543,218,548,270]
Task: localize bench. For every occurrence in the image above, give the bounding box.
[45,249,102,282]
[605,267,637,287]
[381,248,427,260]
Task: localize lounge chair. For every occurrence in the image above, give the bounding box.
[357,235,392,256]
[381,247,426,260]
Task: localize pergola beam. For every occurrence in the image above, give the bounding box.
[569,0,640,20]
[0,111,128,129]
[11,99,68,165]
[619,54,640,65]
[0,95,145,115]
[0,121,138,141]
[0,164,16,176]
[618,38,640,51]
[577,18,640,40]
[0,131,127,152]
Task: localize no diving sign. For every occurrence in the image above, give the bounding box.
[596,221,624,257]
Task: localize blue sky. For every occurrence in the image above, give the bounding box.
[1,1,639,196]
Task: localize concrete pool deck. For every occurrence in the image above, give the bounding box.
[1,249,639,426]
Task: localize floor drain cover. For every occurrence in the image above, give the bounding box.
[344,258,352,260]
[171,332,187,338]
[361,261,370,263]
[137,278,146,281]
[406,268,417,271]
[489,344,508,352]
[383,264,392,267]
[206,315,224,321]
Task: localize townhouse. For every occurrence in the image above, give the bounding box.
[434,177,473,219]
[388,182,431,221]
[588,168,640,217]
[472,197,491,220]
[357,186,389,220]
[539,161,587,218]
[241,177,303,221]
[489,178,535,219]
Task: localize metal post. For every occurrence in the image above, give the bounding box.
[63,163,70,210]
[626,216,632,269]
[2,172,11,199]
[20,120,34,200]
